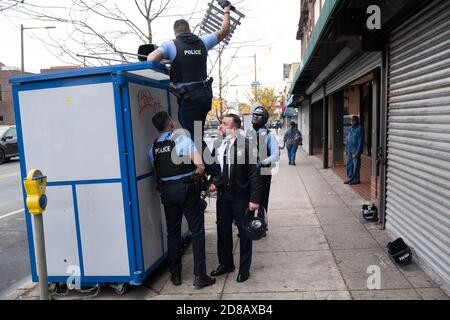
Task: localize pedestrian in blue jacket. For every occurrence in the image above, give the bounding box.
[283,121,302,165]
[345,115,364,185]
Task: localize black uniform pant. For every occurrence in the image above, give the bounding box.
[177,86,218,176]
[177,86,212,142]
[260,173,272,213]
[160,180,206,277]
[216,192,252,273]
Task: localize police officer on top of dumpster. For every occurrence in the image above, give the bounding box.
[148,111,215,288]
[146,1,232,143]
[245,105,280,230]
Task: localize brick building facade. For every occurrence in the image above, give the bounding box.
[0,63,34,125]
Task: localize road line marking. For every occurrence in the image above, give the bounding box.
[0,172,21,180]
[0,209,25,220]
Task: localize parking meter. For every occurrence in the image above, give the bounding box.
[23,169,49,300]
[24,169,47,214]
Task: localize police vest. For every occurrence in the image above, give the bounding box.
[152,137,196,179]
[171,33,207,84]
[248,128,272,167]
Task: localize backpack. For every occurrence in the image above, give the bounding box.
[294,131,302,145]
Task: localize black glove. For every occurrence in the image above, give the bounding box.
[217,0,235,11]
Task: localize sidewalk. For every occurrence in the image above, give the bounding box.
[7,148,449,300]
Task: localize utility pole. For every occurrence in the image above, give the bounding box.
[219,50,223,117]
[21,25,56,75]
[251,53,260,104]
[254,53,258,102]
[20,24,24,75]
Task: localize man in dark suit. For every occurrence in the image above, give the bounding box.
[208,114,262,283]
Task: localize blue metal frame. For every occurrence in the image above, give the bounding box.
[11,84,38,282]
[71,185,85,277]
[118,80,145,281]
[122,72,170,90]
[112,73,140,283]
[120,78,173,281]
[10,75,113,93]
[9,61,168,85]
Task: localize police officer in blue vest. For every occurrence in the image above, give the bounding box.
[147,3,232,141]
[245,106,280,229]
[149,111,215,288]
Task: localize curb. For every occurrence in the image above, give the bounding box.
[5,281,38,300]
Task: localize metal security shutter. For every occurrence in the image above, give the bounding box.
[311,87,324,104]
[386,0,450,289]
[326,52,382,95]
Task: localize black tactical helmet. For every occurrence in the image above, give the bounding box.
[361,204,378,221]
[387,238,412,265]
[242,206,267,241]
[252,106,269,126]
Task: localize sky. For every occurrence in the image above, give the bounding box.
[0,0,301,102]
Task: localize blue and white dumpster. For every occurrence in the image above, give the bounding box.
[9,62,188,290]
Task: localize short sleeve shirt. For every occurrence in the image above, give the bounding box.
[148,131,197,181]
[156,33,219,61]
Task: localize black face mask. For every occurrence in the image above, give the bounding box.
[252,121,265,130]
[252,114,266,129]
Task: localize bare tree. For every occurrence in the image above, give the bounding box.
[0,0,24,12]
[3,0,179,66]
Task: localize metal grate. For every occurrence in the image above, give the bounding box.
[197,0,245,46]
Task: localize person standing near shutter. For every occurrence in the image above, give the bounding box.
[344,115,364,185]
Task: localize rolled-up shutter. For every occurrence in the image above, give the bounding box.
[311,86,324,104]
[386,0,450,289]
[326,52,382,95]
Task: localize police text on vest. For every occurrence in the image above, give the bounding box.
[184,49,202,55]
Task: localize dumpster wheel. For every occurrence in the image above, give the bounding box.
[110,282,130,295]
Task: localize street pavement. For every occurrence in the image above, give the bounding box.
[4,135,449,300]
[0,159,31,299]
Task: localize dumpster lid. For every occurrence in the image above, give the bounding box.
[9,61,169,85]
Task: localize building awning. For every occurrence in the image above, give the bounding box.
[289,0,339,95]
[289,0,424,96]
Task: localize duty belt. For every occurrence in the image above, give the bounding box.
[175,78,213,96]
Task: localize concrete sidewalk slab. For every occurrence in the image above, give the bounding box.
[266,209,319,227]
[222,251,347,293]
[351,289,420,300]
[333,248,398,273]
[343,271,412,290]
[416,288,450,300]
[396,263,441,289]
[321,223,379,250]
[159,253,226,295]
[239,226,329,253]
[309,194,347,208]
[314,206,360,225]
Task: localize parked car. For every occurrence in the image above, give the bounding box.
[204,119,220,131]
[204,128,220,139]
[0,125,19,164]
[270,119,282,129]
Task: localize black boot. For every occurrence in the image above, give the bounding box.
[193,275,216,288]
